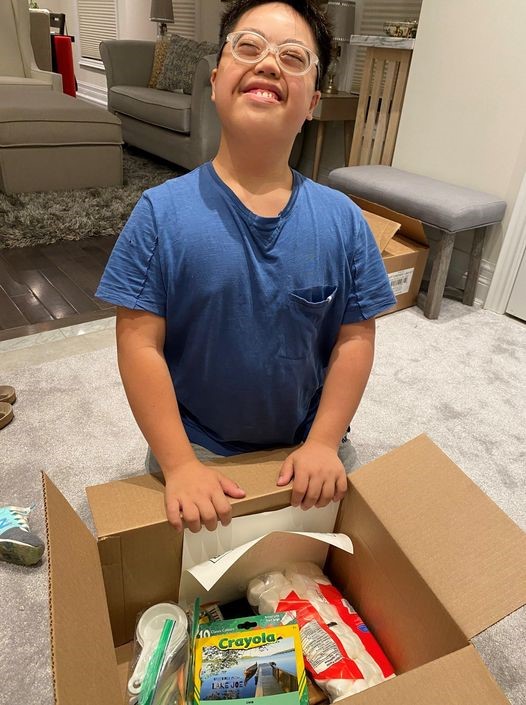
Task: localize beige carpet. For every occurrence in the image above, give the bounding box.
[0,300,525,705]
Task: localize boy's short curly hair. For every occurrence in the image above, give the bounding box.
[218,0,333,89]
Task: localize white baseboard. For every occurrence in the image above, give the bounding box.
[76,81,108,108]
[445,255,495,306]
[478,259,496,305]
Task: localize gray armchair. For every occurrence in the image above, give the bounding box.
[100,40,220,171]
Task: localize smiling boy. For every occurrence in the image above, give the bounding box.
[96,0,396,533]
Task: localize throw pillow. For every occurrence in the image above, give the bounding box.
[156,35,218,94]
[148,38,170,89]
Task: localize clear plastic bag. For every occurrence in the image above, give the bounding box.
[127,602,189,705]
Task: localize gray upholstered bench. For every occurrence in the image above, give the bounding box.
[328,165,507,319]
[0,85,123,194]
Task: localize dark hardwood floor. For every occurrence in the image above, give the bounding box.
[0,235,117,342]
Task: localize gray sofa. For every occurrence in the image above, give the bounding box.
[100,40,221,171]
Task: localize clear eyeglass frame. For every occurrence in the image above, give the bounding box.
[225,30,320,77]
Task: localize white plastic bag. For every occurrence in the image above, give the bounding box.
[247,562,395,701]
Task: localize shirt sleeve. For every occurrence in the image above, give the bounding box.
[342,212,397,323]
[95,193,166,317]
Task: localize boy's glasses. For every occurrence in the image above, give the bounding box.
[225,30,319,77]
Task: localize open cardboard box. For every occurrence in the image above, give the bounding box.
[356,196,429,315]
[43,434,526,705]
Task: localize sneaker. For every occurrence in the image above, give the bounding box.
[0,506,45,566]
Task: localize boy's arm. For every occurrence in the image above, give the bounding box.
[116,307,245,532]
[277,318,376,508]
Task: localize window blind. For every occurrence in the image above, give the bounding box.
[77,0,117,61]
[350,0,422,93]
[167,0,196,40]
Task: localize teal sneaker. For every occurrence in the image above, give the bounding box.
[0,506,45,566]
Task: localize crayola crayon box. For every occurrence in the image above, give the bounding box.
[193,613,308,705]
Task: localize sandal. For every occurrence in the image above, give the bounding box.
[0,402,14,430]
[0,386,16,405]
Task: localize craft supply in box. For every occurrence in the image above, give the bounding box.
[197,602,223,625]
[247,563,395,701]
[193,612,308,705]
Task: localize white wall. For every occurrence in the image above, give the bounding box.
[196,0,222,43]
[116,0,156,41]
[394,0,526,274]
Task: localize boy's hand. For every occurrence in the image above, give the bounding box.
[164,460,245,533]
[276,441,347,509]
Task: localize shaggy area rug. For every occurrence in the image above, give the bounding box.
[0,148,183,249]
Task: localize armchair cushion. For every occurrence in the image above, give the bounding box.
[148,38,170,88]
[30,9,52,71]
[109,86,192,133]
[156,35,218,94]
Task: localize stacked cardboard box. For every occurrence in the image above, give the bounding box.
[359,197,429,315]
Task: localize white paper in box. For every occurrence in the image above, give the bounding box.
[179,503,353,605]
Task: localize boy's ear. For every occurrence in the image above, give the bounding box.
[306,90,321,121]
[210,68,217,102]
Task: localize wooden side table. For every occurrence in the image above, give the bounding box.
[311,91,359,181]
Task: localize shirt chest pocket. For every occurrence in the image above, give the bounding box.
[279,285,338,360]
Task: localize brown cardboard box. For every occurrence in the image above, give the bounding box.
[355,196,429,315]
[43,435,526,705]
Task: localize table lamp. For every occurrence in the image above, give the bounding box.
[325,0,356,93]
[150,0,174,38]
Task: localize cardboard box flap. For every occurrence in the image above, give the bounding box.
[362,209,401,252]
[87,448,292,538]
[353,195,428,247]
[340,645,510,705]
[42,473,121,705]
[349,435,526,639]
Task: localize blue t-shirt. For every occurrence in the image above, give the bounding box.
[96,163,395,455]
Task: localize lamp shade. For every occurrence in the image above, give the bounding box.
[150,0,174,23]
[327,0,355,43]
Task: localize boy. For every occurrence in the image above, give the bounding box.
[96,0,396,534]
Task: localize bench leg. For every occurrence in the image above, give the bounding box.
[463,227,486,306]
[421,230,456,319]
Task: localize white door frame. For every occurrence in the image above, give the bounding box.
[485,170,526,313]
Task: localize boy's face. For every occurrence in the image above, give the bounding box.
[211,2,321,144]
